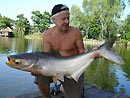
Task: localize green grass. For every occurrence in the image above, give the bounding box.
[25,33,42,39]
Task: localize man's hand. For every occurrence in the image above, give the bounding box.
[93,52,102,59]
[92,47,102,59]
[30,70,41,76]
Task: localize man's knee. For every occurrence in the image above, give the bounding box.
[38,83,51,98]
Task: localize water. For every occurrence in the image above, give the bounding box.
[0,37,43,98]
[0,37,130,98]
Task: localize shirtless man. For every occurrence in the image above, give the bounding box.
[32,4,101,98]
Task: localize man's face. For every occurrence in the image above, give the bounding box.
[54,11,70,31]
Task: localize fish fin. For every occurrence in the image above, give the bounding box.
[56,73,64,82]
[71,60,94,82]
[70,70,84,82]
[52,76,57,84]
[70,74,79,82]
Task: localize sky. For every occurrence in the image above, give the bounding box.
[0,0,130,24]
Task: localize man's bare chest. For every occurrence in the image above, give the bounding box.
[49,36,76,50]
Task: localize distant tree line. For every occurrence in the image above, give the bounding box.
[0,11,52,37]
[70,0,130,41]
[0,0,130,41]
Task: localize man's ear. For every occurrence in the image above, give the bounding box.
[52,17,56,23]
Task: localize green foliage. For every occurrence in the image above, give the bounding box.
[70,0,124,40]
[70,5,90,37]
[25,32,42,39]
[88,16,101,39]
[14,22,25,36]
[31,11,52,33]
[119,15,130,40]
[0,15,14,28]
[120,39,129,45]
[0,0,129,40]
[14,14,30,36]
[70,5,83,28]
[82,0,123,39]
[125,15,130,39]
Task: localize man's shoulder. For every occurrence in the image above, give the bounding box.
[69,26,80,31]
[43,29,52,41]
[43,28,53,36]
[69,26,81,35]
[43,28,51,34]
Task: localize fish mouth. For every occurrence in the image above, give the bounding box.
[6,56,11,64]
[6,56,32,70]
[6,56,15,65]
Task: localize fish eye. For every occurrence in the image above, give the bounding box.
[15,62,19,64]
[14,59,21,64]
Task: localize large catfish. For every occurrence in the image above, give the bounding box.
[6,35,124,83]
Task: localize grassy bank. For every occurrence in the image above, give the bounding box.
[25,33,43,39]
[24,33,130,47]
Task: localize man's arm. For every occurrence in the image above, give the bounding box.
[43,32,52,52]
[75,29,102,59]
[75,29,86,54]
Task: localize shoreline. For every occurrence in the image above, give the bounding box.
[24,36,130,47]
[83,40,105,45]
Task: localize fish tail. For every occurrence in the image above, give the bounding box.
[98,34,124,65]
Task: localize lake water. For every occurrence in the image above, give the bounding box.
[0,36,130,98]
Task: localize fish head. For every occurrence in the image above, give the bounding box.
[6,56,34,71]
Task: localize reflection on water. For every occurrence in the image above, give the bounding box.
[0,37,43,98]
[0,37,130,98]
[0,37,44,54]
[85,43,130,95]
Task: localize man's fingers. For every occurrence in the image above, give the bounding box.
[31,70,41,76]
[92,47,99,51]
[93,52,102,59]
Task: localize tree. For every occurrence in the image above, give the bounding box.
[82,0,123,39]
[31,11,51,33]
[88,16,101,39]
[124,15,130,39]
[70,5,90,37]
[15,22,25,36]
[14,14,30,36]
[0,15,14,29]
[118,15,130,40]
[70,5,83,28]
